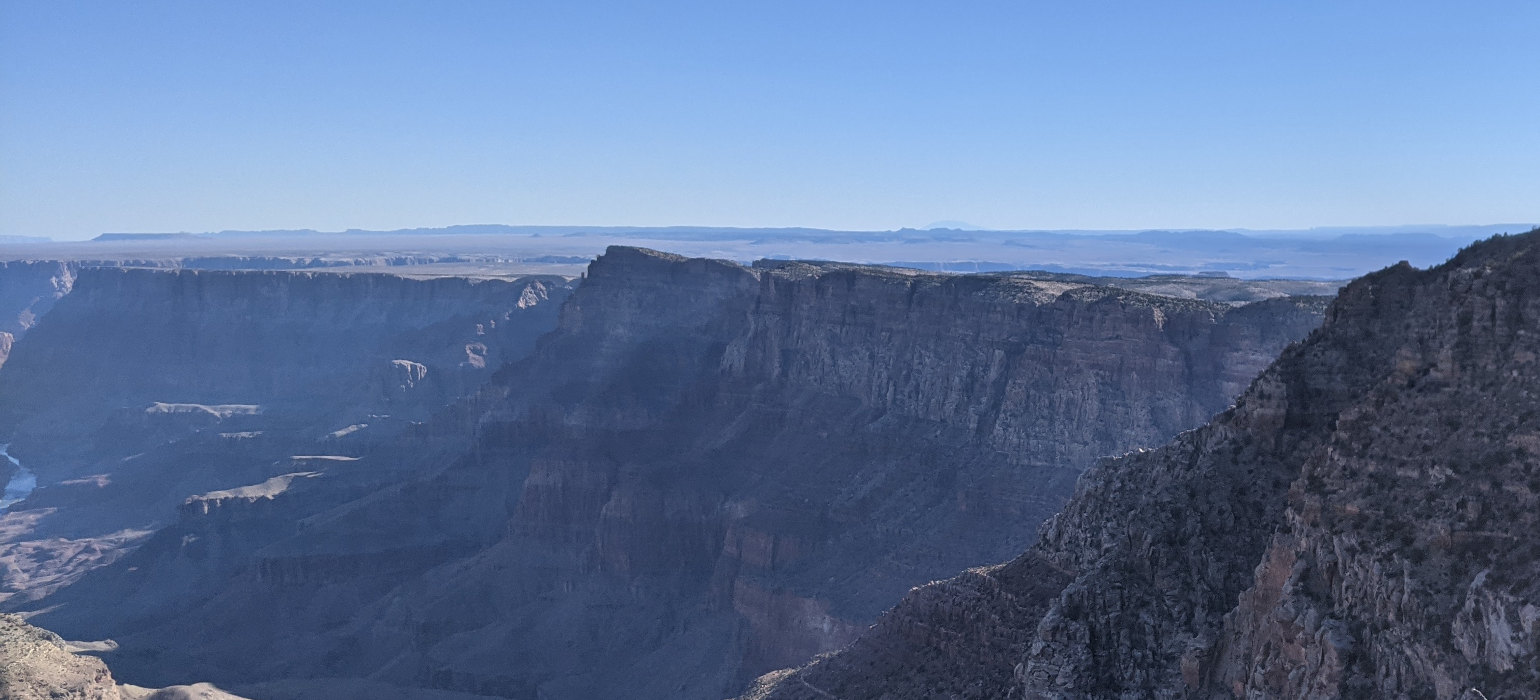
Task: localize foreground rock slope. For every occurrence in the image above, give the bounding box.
[748,230,1540,699]
[0,614,249,700]
[0,260,76,370]
[19,249,1327,699]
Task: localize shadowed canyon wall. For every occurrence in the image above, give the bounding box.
[0,268,574,604]
[746,231,1540,700]
[0,261,76,370]
[12,248,1327,699]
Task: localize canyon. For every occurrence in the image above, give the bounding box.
[7,3,1530,698]
[0,267,574,607]
[745,230,1540,699]
[0,249,1328,698]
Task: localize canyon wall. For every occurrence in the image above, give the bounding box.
[0,268,571,473]
[0,260,76,342]
[24,248,1327,699]
[747,231,1540,700]
[0,268,573,603]
[0,260,77,500]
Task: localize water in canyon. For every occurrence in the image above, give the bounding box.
[0,443,37,509]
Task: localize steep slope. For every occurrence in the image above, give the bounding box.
[0,260,76,349]
[0,261,77,493]
[34,248,1327,699]
[748,230,1540,700]
[0,268,570,473]
[0,268,573,603]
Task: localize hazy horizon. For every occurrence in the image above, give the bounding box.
[4,222,1533,281]
[6,221,1535,244]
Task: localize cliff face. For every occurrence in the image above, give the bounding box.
[0,260,75,339]
[0,261,75,386]
[36,248,1327,698]
[0,268,573,603]
[0,268,571,471]
[748,231,1540,700]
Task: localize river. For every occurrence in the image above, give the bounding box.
[0,443,37,510]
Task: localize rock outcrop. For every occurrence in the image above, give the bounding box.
[25,248,1327,698]
[747,230,1540,700]
[0,614,248,700]
[0,613,120,699]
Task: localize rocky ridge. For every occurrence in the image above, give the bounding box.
[23,248,1328,698]
[746,231,1540,699]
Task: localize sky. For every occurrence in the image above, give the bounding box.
[2,1,1537,240]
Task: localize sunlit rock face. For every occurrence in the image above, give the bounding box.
[0,613,121,700]
[0,613,251,700]
[14,247,1326,699]
[748,230,1540,700]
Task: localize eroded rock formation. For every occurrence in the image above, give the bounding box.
[0,268,573,604]
[748,231,1540,700]
[17,248,1326,698]
[0,613,249,700]
[0,261,76,342]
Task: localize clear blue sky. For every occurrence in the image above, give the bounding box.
[2,1,1536,240]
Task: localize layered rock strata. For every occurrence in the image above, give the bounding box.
[748,231,1540,700]
[0,260,76,341]
[0,613,249,700]
[28,248,1326,698]
[0,268,573,603]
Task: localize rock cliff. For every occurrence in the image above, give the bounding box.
[0,260,77,493]
[27,248,1326,698]
[0,268,572,472]
[747,230,1540,700]
[0,613,120,700]
[0,260,76,341]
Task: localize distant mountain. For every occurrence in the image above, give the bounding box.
[31,223,1540,281]
[90,223,1534,241]
[93,233,199,241]
[921,220,984,230]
